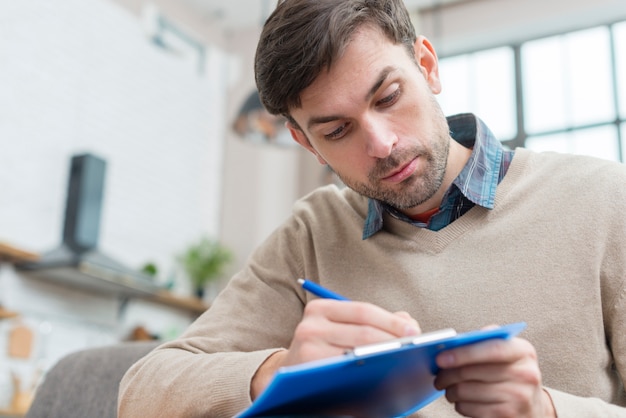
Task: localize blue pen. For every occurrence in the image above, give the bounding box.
[298,278,350,301]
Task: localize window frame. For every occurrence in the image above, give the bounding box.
[438,19,626,163]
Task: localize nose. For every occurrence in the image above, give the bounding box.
[362,115,397,159]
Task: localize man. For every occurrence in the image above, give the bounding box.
[118,0,626,416]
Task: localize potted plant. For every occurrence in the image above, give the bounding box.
[179,237,233,299]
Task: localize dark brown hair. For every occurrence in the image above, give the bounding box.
[254,0,417,121]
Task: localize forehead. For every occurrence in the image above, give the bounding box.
[291,27,414,121]
[309,27,397,89]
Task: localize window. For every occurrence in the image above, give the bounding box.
[438,20,626,163]
[522,27,615,134]
[437,47,516,141]
[622,123,626,162]
[526,125,619,162]
[615,22,626,118]
[616,21,626,162]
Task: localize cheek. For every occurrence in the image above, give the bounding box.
[328,153,371,180]
[398,100,422,126]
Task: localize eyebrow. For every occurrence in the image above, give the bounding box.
[365,66,395,101]
[306,66,397,131]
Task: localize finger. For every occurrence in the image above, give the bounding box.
[436,337,537,369]
[453,399,512,418]
[444,380,514,404]
[319,322,408,348]
[305,299,420,338]
[435,363,510,390]
[393,311,421,334]
[443,381,541,418]
[437,360,542,390]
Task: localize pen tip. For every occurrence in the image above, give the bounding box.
[297,278,305,284]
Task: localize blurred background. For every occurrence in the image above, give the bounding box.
[0,0,625,414]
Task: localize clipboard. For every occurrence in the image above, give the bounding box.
[236,322,526,418]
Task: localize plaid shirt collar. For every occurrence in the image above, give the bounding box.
[362,113,509,239]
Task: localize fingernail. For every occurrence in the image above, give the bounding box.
[437,352,454,368]
[404,324,420,336]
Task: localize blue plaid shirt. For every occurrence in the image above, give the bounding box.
[362,114,514,239]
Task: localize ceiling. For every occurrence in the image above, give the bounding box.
[180,0,467,31]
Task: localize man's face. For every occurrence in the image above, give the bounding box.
[288,26,452,212]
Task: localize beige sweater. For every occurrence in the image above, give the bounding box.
[119,148,626,417]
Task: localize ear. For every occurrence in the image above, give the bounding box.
[286,121,328,165]
[414,36,441,94]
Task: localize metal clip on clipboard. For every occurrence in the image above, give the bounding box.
[351,328,458,356]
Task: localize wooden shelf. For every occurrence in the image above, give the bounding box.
[3,242,208,316]
[19,266,209,316]
[0,408,25,417]
[0,307,19,320]
[0,243,38,264]
[147,291,209,315]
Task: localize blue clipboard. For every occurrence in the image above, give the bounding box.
[236,322,526,418]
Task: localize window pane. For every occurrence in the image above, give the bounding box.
[438,47,516,141]
[615,21,626,119]
[522,27,615,134]
[526,125,619,162]
[522,37,568,133]
[622,123,626,163]
[567,27,614,126]
[438,54,471,116]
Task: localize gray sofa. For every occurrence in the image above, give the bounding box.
[26,341,159,418]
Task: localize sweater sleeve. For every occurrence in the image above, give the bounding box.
[546,388,626,417]
[548,165,626,416]
[118,347,283,417]
[118,211,311,417]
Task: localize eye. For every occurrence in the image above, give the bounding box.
[324,122,350,140]
[376,87,400,107]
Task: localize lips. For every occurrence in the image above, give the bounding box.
[382,157,419,183]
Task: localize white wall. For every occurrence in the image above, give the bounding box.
[219,26,319,274]
[0,0,229,276]
[0,0,231,407]
[417,0,626,56]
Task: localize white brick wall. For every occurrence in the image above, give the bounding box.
[0,0,227,273]
[0,0,230,405]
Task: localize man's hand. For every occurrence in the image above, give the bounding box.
[251,299,420,399]
[434,336,556,418]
